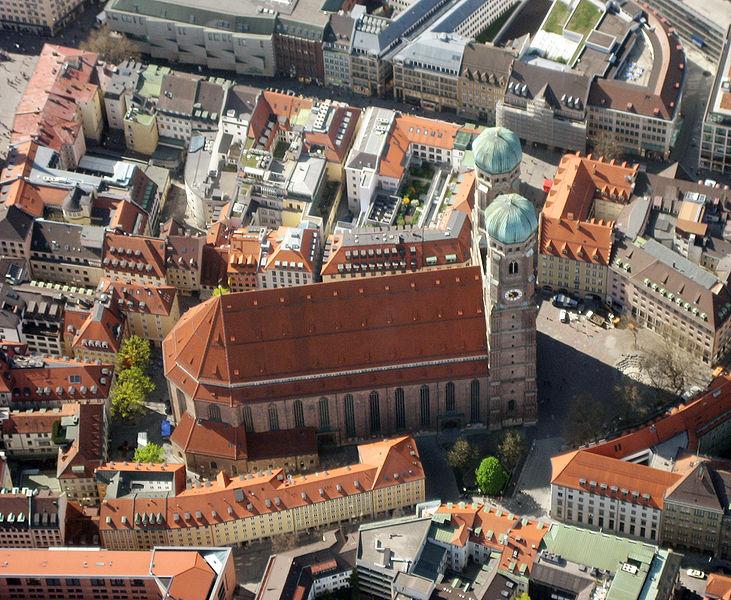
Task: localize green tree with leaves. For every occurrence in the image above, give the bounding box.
[498,429,526,472]
[117,335,152,372]
[133,442,165,463]
[348,570,361,599]
[447,438,480,476]
[212,285,230,297]
[475,456,508,495]
[516,593,531,600]
[110,366,155,420]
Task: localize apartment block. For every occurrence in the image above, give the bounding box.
[0,0,85,35]
[457,43,514,124]
[0,489,66,548]
[99,437,425,550]
[0,546,236,600]
[699,32,731,174]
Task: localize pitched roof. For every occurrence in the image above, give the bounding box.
[171,411,318,461]
[0,546,220,598]
[0,352,113,405]
[587,4,684,120]
[103,232,167,279]
[163,266,488,404]
[100,279,178,317]
[540,153,639,266]
[706,574,731,600]
[11,44,98,150]
[378,115,461,180]
[57,402,105,479]
[665,461,731,512]
[2,403,77,435]
[0,205,35,244]
[550,449,681,509]
[100,436,424,531]
[70,301,125,354]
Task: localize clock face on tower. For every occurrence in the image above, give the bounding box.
[504,288,523,302]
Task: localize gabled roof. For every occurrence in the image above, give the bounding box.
[100,279,178,317]
[103,232,167,279]
[163,266,488,404]
[100,436,424,531]
[550,449,681,509]
[57,402,105,479]
[71,301,125,354]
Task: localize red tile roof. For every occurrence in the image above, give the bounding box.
[550,450,681,509]
[170,412,318,462]
[0,547,219,599]
[57,402,106,479]
[103,232,167,280]
[540,153,639,266]
[100,436,424,532]
[163,266,488,404]
[100,279,178,317]
[2,403,77,435]
[434,503,549,576]
[0,352,113,406]
[706,574,731,600]
[11,45,98,151]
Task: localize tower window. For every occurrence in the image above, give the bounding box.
[508,261,519,275]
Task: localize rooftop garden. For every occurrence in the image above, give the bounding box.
[565,0,602,36]
[543,0,571,34]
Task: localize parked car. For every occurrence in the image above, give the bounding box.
[552,293,578,309]
[560,309,569,323]
[686,569,706,580]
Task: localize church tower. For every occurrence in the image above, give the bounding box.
[471,127,538,429]
[472,127,522,217]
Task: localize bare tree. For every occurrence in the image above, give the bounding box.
[590,131,623,162]
[638,339,702,397]
[80,26,141,64]
[564,392,607,447]
[271,533,298,554]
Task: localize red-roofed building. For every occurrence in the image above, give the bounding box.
[170,411,319,477]
[11,45,103,169]
[102,232,167,285]
[99,436,425,550]
[550,372,731,548]
[0,489,66,549]
[98,279,181,345]
[706,574,731,600]
[538,153,639,299]
[0,546,236,600]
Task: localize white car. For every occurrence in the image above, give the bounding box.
[686,569,706,580]
[559,309,569,323]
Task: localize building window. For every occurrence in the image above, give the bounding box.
[420,385,430,427]
[394,388,406,430]
[445,381,455,412]
[268,404,279,431]
[318,397,330,429]
[344,394,356,437]
[470,380,480,422]
[208,404,221,422]
[509,261,519,275]
[369,391,381,434]
[507,399,515,412]
[243,406,253,432]
[294,399,305,428]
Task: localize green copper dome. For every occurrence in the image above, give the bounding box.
[484,194,538,245]
[472,127,522,175]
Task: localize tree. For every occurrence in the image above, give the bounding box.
[516,593,531,600]
[117,335,151,372]
[212,285,230,297]
[80,25,141,64]
[638,339,702,397]
[564,392,605,447]
[110,366,155,420]
[590,130,622,162]
[475,456,508,495]
[447,438,479,476]
[498,429,526,471]
[271,533,298,553]
[133,442,165,463]
[348,570,361,599]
